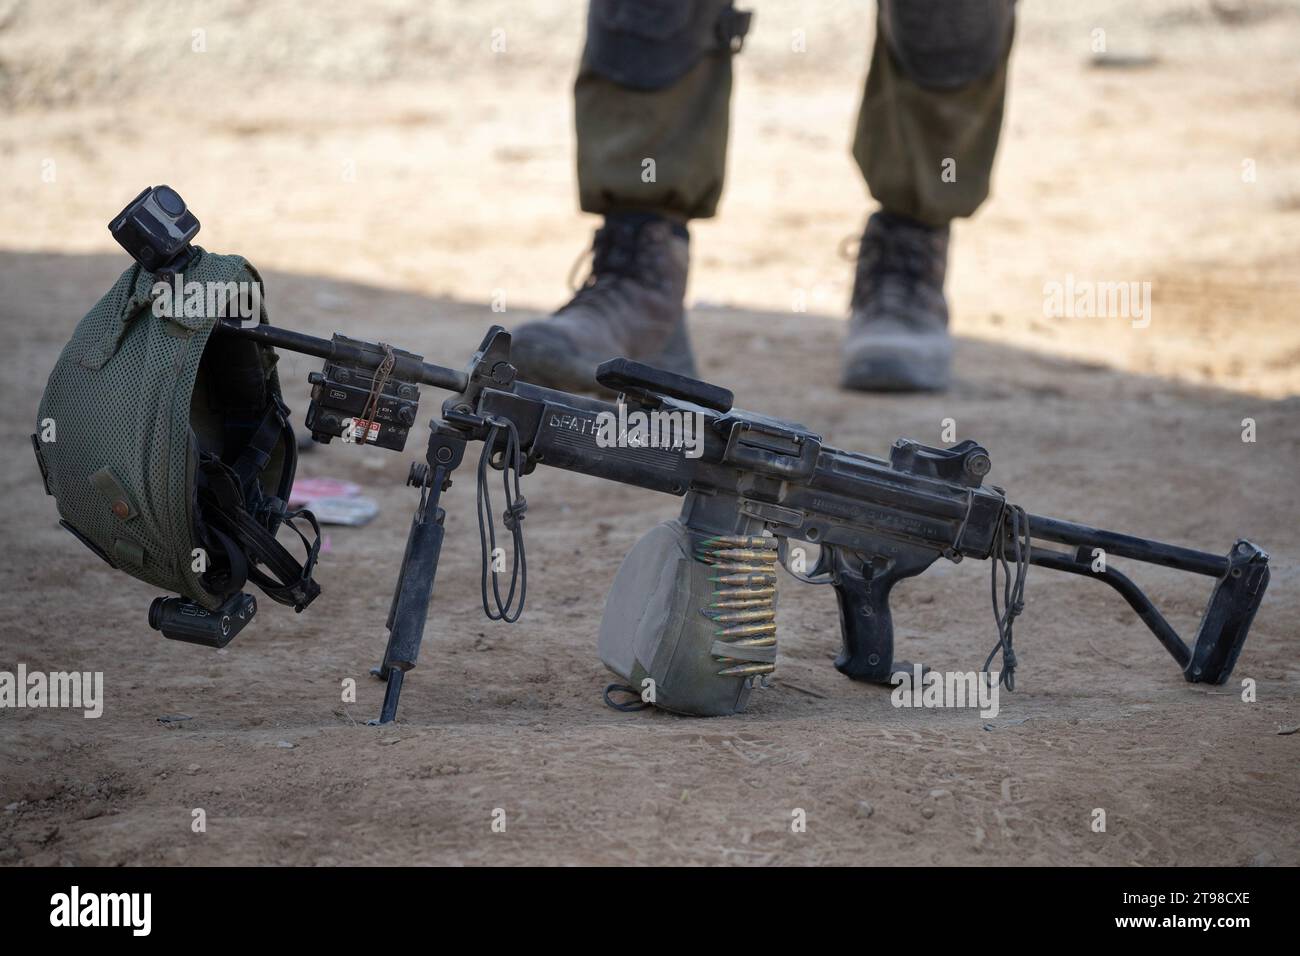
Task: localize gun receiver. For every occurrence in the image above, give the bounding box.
[212,321,1270,723]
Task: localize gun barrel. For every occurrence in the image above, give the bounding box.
[215,320,469,393]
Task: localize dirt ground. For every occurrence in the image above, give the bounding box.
[1,1,1297,866]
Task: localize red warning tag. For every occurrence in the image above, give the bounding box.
[348,419,381,443]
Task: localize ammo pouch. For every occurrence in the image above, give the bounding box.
[598,518,774,716]
[33,249,320,613]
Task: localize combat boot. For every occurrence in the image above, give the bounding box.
[511,213,695,392]
[842,210,952,392]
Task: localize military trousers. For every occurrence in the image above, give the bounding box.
[575,0,1015,228]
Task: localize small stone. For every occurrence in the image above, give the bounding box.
[4,802,18,812]
[276,740,295,749]
[920,806,935,819]
[187,764,201,774]
[855,800,874,819]
[929,788,951,799]
[379,737,401,746]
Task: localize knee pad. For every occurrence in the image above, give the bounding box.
[581,0,752,91]
[879,0,1014,90]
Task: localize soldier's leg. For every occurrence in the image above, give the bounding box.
[512,1,752,393]
[843,0,1015,392]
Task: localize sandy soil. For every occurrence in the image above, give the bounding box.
[0,0,1297,865]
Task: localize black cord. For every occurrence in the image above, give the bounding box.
[983,504,1030,690]
[603,683,650,712]
[476,417,527,622]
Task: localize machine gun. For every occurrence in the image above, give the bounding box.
[94,186,1270,724]
[212,320,1269,723]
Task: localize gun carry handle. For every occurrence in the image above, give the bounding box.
[827,545,937,684]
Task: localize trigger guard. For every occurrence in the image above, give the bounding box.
[778,537,834,584]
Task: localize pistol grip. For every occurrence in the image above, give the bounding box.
[829,546,936,684]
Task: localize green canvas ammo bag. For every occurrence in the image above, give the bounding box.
[33,191,320,640]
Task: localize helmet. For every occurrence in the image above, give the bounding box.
[32,186,320,620]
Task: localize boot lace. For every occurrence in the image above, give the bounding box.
[850,216,945,315]
[564,220,648,304]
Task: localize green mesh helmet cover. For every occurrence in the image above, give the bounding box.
[36,249,283,609]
